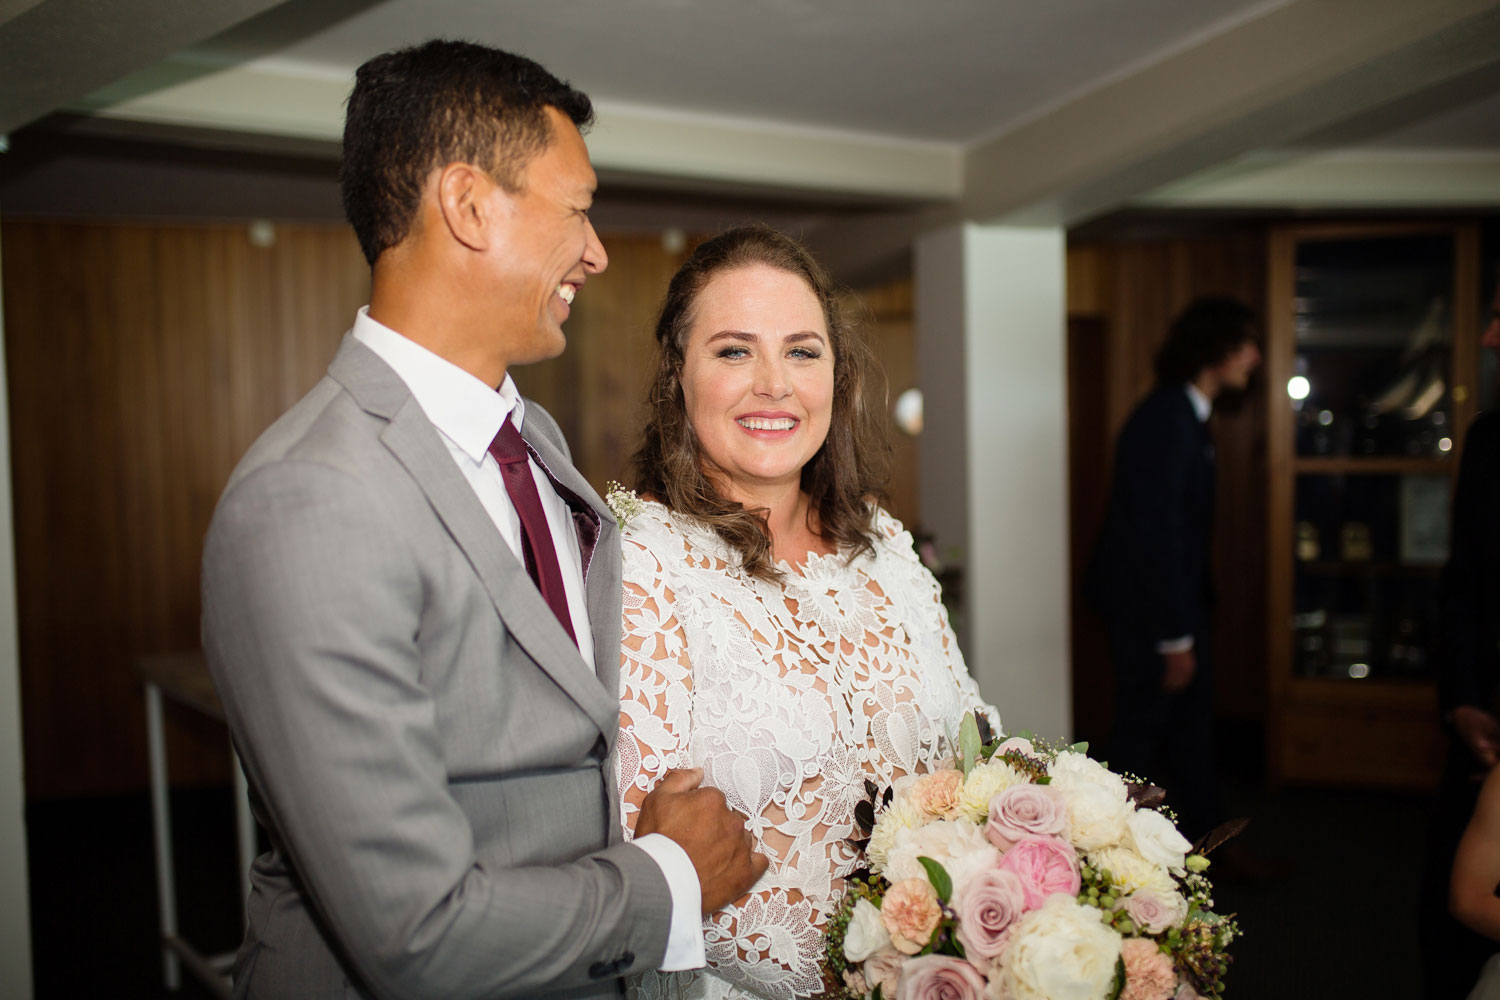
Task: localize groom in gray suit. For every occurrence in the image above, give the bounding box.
[202,40,765,999]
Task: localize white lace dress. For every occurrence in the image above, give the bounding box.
[616,501,999,1000]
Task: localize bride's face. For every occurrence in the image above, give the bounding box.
[678,264,834,503]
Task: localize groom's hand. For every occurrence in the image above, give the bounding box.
[635,767,769,914]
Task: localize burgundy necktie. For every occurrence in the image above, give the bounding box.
[487,420,578,646]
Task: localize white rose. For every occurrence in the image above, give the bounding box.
[1088,846,1177,898]
[1058,781,1133,851]
[868,798,925,877]
[944,843,1005,888]
[995,895,1122,1000]
[955,759,1026,822]
[843,898,891,963]
[1127,808,1192,871]
[885,819,993,885]
[1048,752,1128,802]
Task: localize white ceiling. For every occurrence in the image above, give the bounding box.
[178,0,1293,145]
[4,0,1500,275]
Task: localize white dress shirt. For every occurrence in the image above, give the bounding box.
[352,308,705,971]
[1155,383,1214,656]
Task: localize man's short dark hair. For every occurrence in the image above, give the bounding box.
[340,39,594,266]
[1153,296,1258,385]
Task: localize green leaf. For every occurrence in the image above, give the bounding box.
[959,712,982,776]
[918,855,953,901]
[1106,955,1126,1000]
[872,986,883,1000]
[1069,740,1090,754]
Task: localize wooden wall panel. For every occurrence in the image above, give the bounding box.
[3,220,368,798]
[1068,231,1270,743]
[4,220,916,799]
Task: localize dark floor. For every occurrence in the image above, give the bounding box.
[26,743,1436,999]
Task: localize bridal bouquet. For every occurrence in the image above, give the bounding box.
[823,715,1237,1000]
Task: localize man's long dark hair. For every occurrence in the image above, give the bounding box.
[340,39,593,266]
[1153,296,1257,385]
[632,225,890,581]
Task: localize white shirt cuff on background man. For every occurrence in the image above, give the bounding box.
[632,833,707,970]
[1155,635,1194,654]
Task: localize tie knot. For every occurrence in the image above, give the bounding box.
[488,420,529,466]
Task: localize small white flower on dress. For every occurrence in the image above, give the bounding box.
[605,480,645,529]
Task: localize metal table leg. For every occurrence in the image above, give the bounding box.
[145,682,180,990]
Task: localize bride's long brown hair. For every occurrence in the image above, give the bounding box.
[632,224,890,581]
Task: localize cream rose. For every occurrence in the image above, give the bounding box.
[1127,808,1192,871]
[863,947,906,998]
[885,818,994,885]
[994,895,1123,1000]
[955,758,1026,822]
[843,898,892,963]
[1058,780,1133,851]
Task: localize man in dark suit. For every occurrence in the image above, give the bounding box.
[201,41,764,999]
[1422,271,1500,999]
[1085,297,1259,841]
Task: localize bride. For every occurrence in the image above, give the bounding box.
[615,225,999,999]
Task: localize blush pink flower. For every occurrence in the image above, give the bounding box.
[1119,938,1178,1000]
[995,834,1081,909]
[986,783,1068,850]
[952,868,1027,961]
[1123,889,1187,935]
[896,954,987,1000]
[863,947,905,997]
[882,877,943,954]
[913,768,965,818]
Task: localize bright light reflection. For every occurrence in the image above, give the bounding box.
[1439,437,1453,453]
[1318,410,1334,426]
[1287,375,1310,400]
[1348,663,1371,679]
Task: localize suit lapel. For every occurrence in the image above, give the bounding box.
[520,418,624,711]
[327,336,619,738]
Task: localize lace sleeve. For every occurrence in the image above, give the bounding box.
[877,510,1002,741]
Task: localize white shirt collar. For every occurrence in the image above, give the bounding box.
[1185,383,1212,423]
[351,306,524,463]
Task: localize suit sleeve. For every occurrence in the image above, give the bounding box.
[1440,415,1498,714]
[203,459,670,999]
[1111,403,1199,642]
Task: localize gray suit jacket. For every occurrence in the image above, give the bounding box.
[202,334,670,999]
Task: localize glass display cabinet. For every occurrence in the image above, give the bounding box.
[1267,222,1480,787]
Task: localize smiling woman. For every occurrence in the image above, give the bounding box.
[614,225,1000,1000]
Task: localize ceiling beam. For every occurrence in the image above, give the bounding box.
[0,0,296,134]
[811,0,1500,282]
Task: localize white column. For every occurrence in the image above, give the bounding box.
[0,190,34,995]
[914,224,1071,740]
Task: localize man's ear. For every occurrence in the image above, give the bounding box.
[435,162,504,252]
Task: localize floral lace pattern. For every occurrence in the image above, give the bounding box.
[617,502,999,1000]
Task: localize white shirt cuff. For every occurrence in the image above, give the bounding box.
[1155,635,1194,654]
[632,833,706,971]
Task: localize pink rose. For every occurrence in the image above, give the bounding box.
[986,783,1067,850]
[952,868,1027,961]
[913,768,965,817]
[882,878,943,954]
[1123,890,1186,935]
[995,835,1081,909]
[1119,938,1178,1000]
[843,966,869,996]
[896,954,987,1000]
[863,947,905,997]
